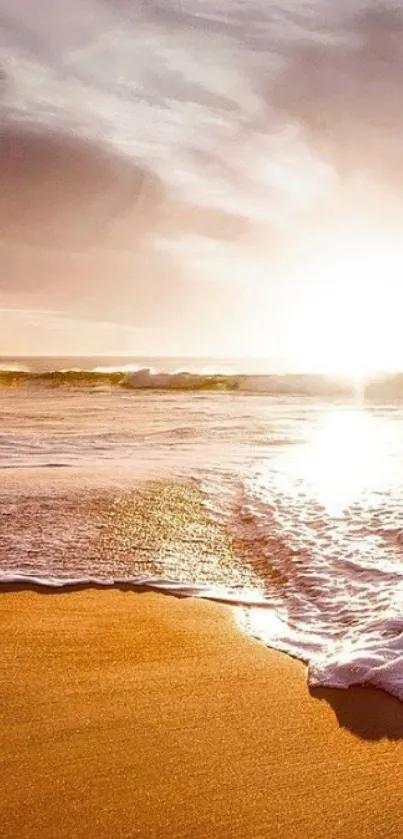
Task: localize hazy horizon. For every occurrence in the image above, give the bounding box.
[2,353,403,381]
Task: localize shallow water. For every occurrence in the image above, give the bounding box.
[2,386,403,699]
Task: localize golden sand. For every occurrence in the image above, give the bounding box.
[1,588,403,838]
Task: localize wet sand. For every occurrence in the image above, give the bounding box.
[1,587,403,838]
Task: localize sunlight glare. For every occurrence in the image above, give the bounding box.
[236,605,288,646]
[293,409,388,515]
[288,232,403,376]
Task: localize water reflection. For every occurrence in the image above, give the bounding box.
[236,409,399,658]
[250,407,395,518]
[251,407,393,520]
[298,409,391,514]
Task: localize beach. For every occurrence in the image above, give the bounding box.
[3,383,403,837]
[4,0,403,831]
[2,587,403,839]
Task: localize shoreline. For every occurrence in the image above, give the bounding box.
[2,588,403,838]
[0,578,271,606]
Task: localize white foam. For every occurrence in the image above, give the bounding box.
[0,363,30,372]
[92,364,156,374]
[3,389,403,702]
[308,618,403,699]
[0,571,268,605]
[3,569,403,701]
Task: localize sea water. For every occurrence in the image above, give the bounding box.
[1,357,403,700]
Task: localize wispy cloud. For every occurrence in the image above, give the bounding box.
[2,1,402,212]
[1,1,403,355]
[0,307,146,354]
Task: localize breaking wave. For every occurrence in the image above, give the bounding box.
[2,366,403,396]
[0,366,364,395]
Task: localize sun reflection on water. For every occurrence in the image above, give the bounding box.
[291,408,391,515]
[251,407,394,518]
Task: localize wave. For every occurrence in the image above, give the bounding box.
[0,367,358,395]
[0,363,30,372]
[0,572,269,604]
[2,571,403,701]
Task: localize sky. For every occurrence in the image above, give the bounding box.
[1,0,403,370]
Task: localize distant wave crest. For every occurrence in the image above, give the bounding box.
[2,366,403,396]
[0,367,356,395]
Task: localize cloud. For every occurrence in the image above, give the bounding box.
[0,307,146,355]
[2,1,403,354]
[0,126,160,251]
[2,1,402,227]
[271,3,403,185]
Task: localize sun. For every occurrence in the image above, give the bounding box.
[287,230,403,377]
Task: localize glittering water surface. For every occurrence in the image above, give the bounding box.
[2,388,403,698]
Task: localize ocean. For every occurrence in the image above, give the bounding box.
[2,356,403,700]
